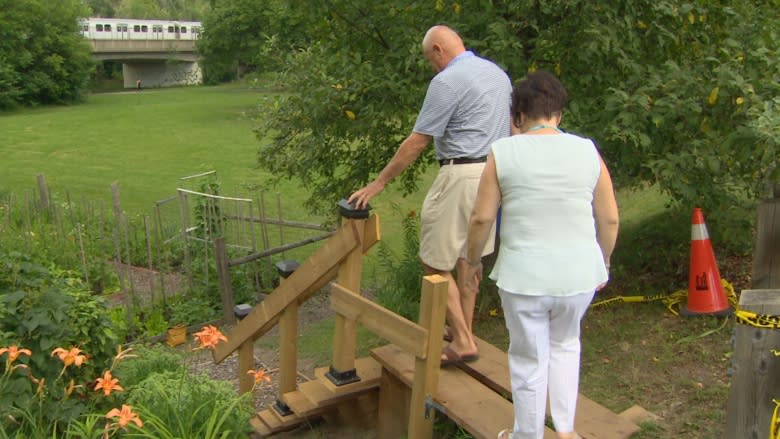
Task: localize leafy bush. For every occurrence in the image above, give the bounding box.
[127,370,253,438]
[374,209,424,321]
[113,345,183,389]
[0,251,119,432]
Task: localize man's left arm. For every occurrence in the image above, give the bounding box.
[348,132,431,209]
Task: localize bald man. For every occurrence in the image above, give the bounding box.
[349,25,511,365]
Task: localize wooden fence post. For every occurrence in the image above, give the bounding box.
[726,192,780,438]
[751,197,780,289]
[725,289,780,438]
[214,237,236,325]
[36,173,49,212]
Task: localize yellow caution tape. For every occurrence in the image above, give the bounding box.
[772,399,780,439]
[589,278,739,317]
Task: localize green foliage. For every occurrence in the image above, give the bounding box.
[374,207,423,321]
[126,371,253,438]
[251,1,778,249]
[166,293,218,326]
[112,344,183,388]
[198,0,309,83]
[0,0,94,109]
[0,252,119,434]
[0,251,118,386]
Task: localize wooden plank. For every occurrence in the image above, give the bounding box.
[725,289,780,439]
[213,222,360,362]
[330,282,428,359]
[377,370,411,439]
[752,199,780,289]
[372,344,556,439]
[363,213,381,254]
[282,389,322,417]
[249,416,272,436]
[237,340,254,395]
[461,337,640,439]
[408,274,448,439]
[278,300,298,395]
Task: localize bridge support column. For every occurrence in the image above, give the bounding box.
[123,61,202,89]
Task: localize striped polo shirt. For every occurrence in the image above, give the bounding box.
[413,51,511,160]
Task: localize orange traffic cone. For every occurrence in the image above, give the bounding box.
[680,208,733,317]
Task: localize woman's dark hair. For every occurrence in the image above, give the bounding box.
[510,70,568,127]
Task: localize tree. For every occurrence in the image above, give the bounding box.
[197,0,309,83]
[0,0,94,109]
[253,0,779,242]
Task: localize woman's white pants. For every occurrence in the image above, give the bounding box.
[499,289,595,439]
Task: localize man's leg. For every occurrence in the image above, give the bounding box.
[424,263,478,358]
[455,257,478,334]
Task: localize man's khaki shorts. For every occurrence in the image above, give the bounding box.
[419,162,496,271]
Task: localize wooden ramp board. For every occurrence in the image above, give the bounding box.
[458,337,641,439]
[372,344,557,439]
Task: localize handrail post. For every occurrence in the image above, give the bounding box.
[326,200,370,386]
[408,275,448,439]
[273,260,300,416]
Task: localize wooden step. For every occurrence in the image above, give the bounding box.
[372,344,557,439]
[250,415,272,436]
[282,389,323,417]
[458,337,642,439]
[296,356,381,409]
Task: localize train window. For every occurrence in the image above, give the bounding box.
[134,25,140,32]
[152,25,162,33]
[96,24,104,32]
[168,25,180,33]
[192,26,201,34]
[81,24,88,32]
[142,25,148,32]
[118,24,128,32]
[105,24,112,32]
[181,27,187,33]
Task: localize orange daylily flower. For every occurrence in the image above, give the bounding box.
[193,325,227,350]
[0,345,32,365]
[95,370,124,396]
[51,346,88,367]
[106,404,143,430]
[247,368,272,386]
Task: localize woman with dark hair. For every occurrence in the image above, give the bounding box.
[464,70,619,439]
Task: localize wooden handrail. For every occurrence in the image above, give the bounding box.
[212,214,381,363]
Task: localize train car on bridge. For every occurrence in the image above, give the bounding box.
[80,18,201,41]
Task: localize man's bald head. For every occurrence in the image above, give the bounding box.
[422,25,466,72]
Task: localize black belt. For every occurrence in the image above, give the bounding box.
[438,156,487,166]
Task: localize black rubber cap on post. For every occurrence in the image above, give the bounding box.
[338,198,371,219]
[274,260,299,278]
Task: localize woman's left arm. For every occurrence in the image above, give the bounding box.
[593,156,619,269]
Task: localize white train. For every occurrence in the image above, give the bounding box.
[79,18,202,40]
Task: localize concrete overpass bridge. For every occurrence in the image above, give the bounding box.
[82,18,203,88]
